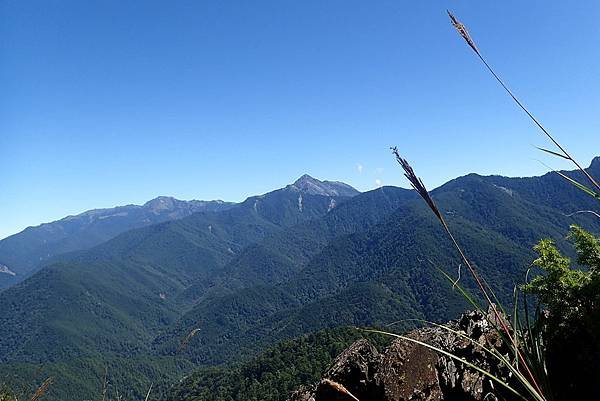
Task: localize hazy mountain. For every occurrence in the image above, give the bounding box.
[0,163,599,401]
[0,197,235,289]
[0,176,359,364]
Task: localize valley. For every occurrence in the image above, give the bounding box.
[1,161,599,400]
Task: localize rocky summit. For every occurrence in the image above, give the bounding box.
[290,310,514,401]
[288,174,360,197]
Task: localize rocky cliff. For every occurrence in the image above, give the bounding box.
[289,310,516,401]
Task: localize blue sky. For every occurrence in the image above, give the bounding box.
[2,1,600,239]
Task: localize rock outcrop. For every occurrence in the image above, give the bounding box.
[289,310,516,401]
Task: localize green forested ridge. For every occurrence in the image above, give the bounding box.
[160,200,540,365]
[0,183,354,364]
[0,162,599,401]
[0,356,194,401]
[174,186,416,303]
[161,162,600,365]
[0,197,235,289]
[164,327,390,401]
[481,156,600,213]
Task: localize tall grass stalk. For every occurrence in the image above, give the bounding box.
[391,148,545,398]
[27,378,52,401]
[322,379,360,401]
[389,149,550,400]
[446,10,600,195]
[372,312,547,399]
[375,10,599,401]
[363,327,532,401]
[143,384,153,401]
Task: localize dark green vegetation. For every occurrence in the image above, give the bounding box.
[524,226,600,400]
[524,225,600,321]
[1,163,599,401]
[0,385,17,401]
[0,196,235,289]
[1,356,193,401]
[166,327,389,401]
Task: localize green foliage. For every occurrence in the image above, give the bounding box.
[0,356,194,401]
[0,384,17,401]
[523,225,600,321]
[0,199,235,290]
[165,327,389,401]
[520,225,600,400]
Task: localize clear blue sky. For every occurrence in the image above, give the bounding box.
[2,1,600,239]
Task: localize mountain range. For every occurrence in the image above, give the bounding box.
[0,160,599,401]
[0,197,235,289]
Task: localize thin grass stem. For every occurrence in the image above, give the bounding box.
[363,329,533,401]
[447,10,600,193]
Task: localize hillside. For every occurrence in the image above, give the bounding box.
[0,175,358,364]
[0,196,235,289]
[150,159,600,366]
[0,161,599,401]
[165,327,390,401]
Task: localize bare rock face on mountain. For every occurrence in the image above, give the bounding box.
[289,310,514,401]
[288,174,360,197]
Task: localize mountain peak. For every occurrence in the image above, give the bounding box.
[589,156,600,171]
[288,174,359,197]
[293,174,319,186]
[144,196,179,212]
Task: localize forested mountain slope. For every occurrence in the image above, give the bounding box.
[0,175,357,363]
[1,161,599,401]
[153,160,600,366]
[0,196,235,289]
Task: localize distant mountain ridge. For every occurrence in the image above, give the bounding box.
[0,175,360,368]
[0,196,236,289]
[0,174,360,290]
